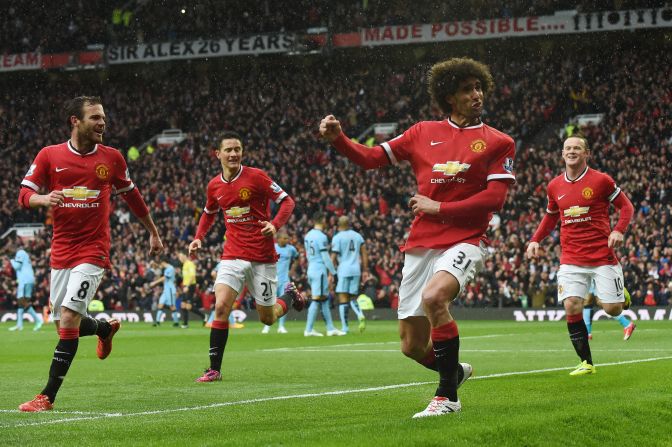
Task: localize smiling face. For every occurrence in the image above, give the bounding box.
[216,138,243,173]
[562,136,590,170]
[447,76,484,125]
[73,103,106,146]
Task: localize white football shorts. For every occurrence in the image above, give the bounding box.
[215,259,277,307]
[50,263,105,320]
[557,264,625,304]
[398,242,486,320]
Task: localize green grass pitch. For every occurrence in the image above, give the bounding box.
[1,319,671,446]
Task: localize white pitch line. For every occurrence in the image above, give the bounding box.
[260,348,672,354]
[2,355,671,429]
[0,409,118,416]
[259,333,511,352]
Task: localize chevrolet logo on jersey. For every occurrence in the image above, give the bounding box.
[432,161,471,176]
[225,206,250,218]
[564,206,590,217]
[63,186,100,201]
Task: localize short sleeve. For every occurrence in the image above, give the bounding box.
[319,235,329,252]
[111,152,136,194]
[258,170,288,204]
[486,138,516,184]
[331,235,341,253]
[603,173,621,202]
[21,149,50,191]
[203,182,220,215]
[379,123,421,164]
[546,184,559,214]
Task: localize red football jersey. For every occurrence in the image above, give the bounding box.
[545,167,621,266]
[382,119,515,250]
[21,141,135,269]
[202,166,288,263]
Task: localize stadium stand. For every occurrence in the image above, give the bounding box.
[1,6,670,315]
[2,1,664,52]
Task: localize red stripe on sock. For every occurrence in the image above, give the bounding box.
[566,313,583,323]
[420,349,436,366]
[58,328,80,339]
[211,320,229,330]
[277,299,288,315]
[431,321,458,342]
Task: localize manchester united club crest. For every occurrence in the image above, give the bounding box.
[470,139,487,153]
[582,187,594,199]
[95,163,110,180]
[558,284,564,295]
[239,187,252,201]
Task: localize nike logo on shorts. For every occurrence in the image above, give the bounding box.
[430,141,445,146]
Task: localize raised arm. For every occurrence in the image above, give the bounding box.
[320,115,391,170]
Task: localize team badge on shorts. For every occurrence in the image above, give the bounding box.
[582,187,594,199]
[558,284,564,294]
[470,139,487,153]
[239,187,252,201]
[95,163,110,180]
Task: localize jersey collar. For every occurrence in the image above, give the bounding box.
[68,140,98,156]
[446,118,484,129]
[564,166,589,183]
[220,166,243,183]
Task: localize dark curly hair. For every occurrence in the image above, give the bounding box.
[428,57,494,115]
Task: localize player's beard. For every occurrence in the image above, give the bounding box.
[86,125,104,146]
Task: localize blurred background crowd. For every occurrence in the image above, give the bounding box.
[1,2,670,316]
[2,0,666,53]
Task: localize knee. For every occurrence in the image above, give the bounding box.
[421,288,451,314]
[259,314,274,326]
[400,340,425,361]
[59,308,80,328]
[602,304,622,317]
[563,297,583,315]
[214,301,230,318]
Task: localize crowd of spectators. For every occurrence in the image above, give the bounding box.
[2,1,664,53]
[1,37,670,316]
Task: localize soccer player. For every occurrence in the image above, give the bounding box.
[527,134,634,376]
[188,131,305,382]
[320,57,515,417]
[303,212,344,337]
[331,215,368,333]
[178,252,204,328]
[17,96,163,411]
[583,282,636,341]
[150,258,179,327]
[262,232,299,334]
[8,241,43,331]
